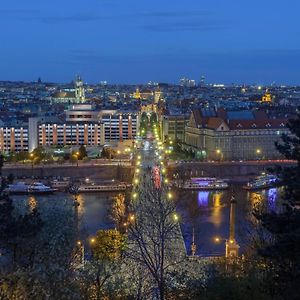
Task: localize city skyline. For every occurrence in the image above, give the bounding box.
[1,0,300,84]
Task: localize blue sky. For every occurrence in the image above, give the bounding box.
[0,0,300,84]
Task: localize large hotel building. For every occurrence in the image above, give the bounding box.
[0,105,139,152]
[183,108,290,161]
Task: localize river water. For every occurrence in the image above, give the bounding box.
[12,186,282,257]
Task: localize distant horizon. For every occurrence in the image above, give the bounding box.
[0,76,298,87]
[1,0,300,86]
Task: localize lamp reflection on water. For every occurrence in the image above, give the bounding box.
[211,192,222,227]
[28,196,37,212]
[198,191,209,207]
[267,188,277,211]
[74,194,85,216]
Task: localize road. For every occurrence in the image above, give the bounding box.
[131,132,187,258]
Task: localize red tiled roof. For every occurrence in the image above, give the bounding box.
[206,117,225,129]
[228,119,288,130]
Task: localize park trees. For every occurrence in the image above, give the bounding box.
[126,173,184,299]
[78,144,88,160]
[254,108,300,300]
[101,147,116,159]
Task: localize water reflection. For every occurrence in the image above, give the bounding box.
[177,186,282,256]
[267,188,277,211]
[28,196,37,212]
[12,192,119,236]
[12,186,282,257]
[210,192,222,227]
[197,191,209,207]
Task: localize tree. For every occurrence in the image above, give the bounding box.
[78,144,87,160]
[91,229,126,261]
[101,147,116,159]
[111,193,126,230]
[126,173,184,299]
[254,109,300,300]
[0,155,43,267]
[31,146,46,161]
[0,200,82,299]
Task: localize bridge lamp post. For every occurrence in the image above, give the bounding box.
[256,149,262,160]
[216,149,223,162]
[30,153,34,169]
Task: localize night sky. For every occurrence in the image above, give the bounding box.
[1,0,300,84]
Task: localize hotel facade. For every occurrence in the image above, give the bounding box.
[0,106,140,152]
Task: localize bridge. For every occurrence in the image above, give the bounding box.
[168,160,295,181]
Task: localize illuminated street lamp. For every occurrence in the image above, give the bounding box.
[256,149,262,159]
[30,153,34,168]
[214,236,239,258]
[173,213,179,222]
[129,214,135,222]
[216,149,223,162]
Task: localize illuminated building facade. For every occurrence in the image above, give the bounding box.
[0,126,28,152]
[51,75,86,104]
[261,90,272,103]
[184,108,290,160]
[0,109,139,153]
[161,113,189,142]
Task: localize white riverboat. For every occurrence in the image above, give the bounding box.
[6,182,57,195]
[180,177,229,190]
[77,182,131,193]
[243,174,279,191]
[50,178,71,190]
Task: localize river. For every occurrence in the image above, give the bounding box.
[12,186,282,257]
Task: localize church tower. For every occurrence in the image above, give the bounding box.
[75,75,85,103]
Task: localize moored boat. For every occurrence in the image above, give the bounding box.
[180,177,229,190]
[50,178,71,190]
[77,182,131,193]
[242,174,279,190]
[5,182,57,195]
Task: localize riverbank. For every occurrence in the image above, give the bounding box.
[3,164,134,181]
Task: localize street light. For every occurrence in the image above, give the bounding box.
[256,149,262,160]
[216,149,223,162]
[173,213,179,222]
[214,237,234,244]
[30,153,34,169]
[129,214,135,222]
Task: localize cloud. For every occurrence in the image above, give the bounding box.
[0,9,39,16]
[39,14,107,24]
[142,20,229,32]
[140,11,211,18]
